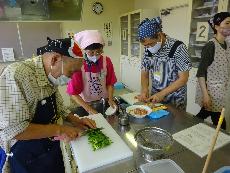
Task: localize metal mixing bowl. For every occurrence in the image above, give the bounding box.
[134,127,174,161]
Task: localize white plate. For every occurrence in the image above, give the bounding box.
[126,105,152,118]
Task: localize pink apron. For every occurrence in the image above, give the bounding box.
[80,56,108,102]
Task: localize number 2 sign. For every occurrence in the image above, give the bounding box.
[196,22,209,42]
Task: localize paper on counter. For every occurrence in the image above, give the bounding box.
[173,123,230,158]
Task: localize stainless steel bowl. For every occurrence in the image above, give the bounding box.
[134,127,173,161]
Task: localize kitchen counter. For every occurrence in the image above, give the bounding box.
[71,104,230,173]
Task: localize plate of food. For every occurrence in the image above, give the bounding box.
[126,105,152,118]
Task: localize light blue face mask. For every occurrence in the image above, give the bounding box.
[147,41,162,54]
[48,60,71,86]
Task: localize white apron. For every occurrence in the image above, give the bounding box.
[195,38,230,112]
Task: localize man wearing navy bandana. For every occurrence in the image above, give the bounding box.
[0,37,96,173]
[136,17,192,110]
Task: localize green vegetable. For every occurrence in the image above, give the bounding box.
[86,128,113,151]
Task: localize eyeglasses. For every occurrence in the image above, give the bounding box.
[85,49,103,56]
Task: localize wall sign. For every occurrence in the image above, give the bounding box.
[1,48,15,62]
[196,22,209,42]
[103,22,112,46]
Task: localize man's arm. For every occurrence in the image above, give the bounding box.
[15,123,60,140]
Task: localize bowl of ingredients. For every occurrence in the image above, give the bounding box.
[126,105,152,118]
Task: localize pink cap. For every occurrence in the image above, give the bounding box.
[74,30,105,49]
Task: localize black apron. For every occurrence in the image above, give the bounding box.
[9,93,65,173]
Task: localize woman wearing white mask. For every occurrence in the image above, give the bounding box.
[196,12,230,129]
[136,17,192,110]
[67,30,117,116]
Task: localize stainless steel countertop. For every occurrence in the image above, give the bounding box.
[79,105,230,173]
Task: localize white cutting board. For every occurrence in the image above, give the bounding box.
[70,114,133,173]
[120,92,140,105]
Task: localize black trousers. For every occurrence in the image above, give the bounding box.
[196,107,226,130]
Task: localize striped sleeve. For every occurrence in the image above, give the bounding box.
[174,44,192,72]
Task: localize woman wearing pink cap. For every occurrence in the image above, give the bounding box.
[67,30,117,116]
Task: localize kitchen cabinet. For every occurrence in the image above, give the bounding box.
[0,0,83,21]
[120,9,157,92]
[188,0,229,68]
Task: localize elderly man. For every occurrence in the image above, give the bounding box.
[0,37,96,173]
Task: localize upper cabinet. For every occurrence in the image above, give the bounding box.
[120,9,156,60]
[0,0,83,21]
[188,0,229,68]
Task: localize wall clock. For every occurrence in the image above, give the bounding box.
[92,2,103,15]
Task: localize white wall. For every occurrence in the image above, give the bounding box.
[59,0,135,106]
[134,0,192,45]
[61,0,135,81]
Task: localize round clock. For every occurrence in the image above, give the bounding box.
[92,2,103,15]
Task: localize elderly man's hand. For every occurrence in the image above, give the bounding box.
[78,117,96,129]
[56,125,81,142]
[66,114,97,132]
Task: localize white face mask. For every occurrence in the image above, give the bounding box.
[147,42,162,54]
[48,60,71,86]
[87,55,100,63]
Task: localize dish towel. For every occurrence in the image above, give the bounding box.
[148,110,169,119]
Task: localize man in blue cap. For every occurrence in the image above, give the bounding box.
[0,37,96,173]
[136,17,192,110]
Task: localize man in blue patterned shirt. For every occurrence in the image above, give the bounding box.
[136,17,192,110]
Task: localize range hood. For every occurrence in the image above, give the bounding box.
[0,0,83,21]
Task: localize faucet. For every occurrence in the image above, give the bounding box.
[113,96,120,112]
[100,97,106,117]
[113,96,120,105]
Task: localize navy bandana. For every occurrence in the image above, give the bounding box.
[37,37,82,58]
[138,17,163,41]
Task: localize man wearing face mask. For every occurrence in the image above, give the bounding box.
[195,12,230,129]
[0,37,96,173]
[136,17,192,110]
[67,30,117,116]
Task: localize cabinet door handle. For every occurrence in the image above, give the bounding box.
[122,30,126,40]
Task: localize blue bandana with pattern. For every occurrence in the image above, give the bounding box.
[138,17,163,41]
